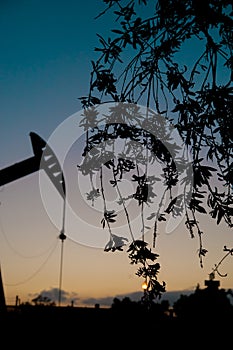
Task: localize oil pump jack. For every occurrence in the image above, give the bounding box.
[0,132,67,309]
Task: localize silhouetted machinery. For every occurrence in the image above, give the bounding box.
[0,132,67,309]
[0,132,65,199]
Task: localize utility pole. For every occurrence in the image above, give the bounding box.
[0,265,6,315]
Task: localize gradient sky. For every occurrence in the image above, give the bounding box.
[0,0,232,308]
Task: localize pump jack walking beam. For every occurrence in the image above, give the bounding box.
[0,132,66,198]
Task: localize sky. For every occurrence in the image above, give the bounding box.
[0,0,232,308]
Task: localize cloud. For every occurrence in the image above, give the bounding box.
[29,287,80,306]
[82,289,194,308]
[160,290,193,305]
[82,291,142,308]
[28,286,233,308]
[31,285,233,308]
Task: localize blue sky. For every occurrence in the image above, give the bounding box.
[0,0,232,307]
[0,0,112,166]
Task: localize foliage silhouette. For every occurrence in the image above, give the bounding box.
[111,295,170,319]
[173,278,233,321]
[31,294,56,306]
[78,0,233,304]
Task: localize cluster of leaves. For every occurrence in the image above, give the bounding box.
[127,240,166,304]
[78,0,233,303]
[78,103,190,301]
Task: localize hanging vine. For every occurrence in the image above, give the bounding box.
[78,0,233,304]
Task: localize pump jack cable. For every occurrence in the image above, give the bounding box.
[58,197,67,306]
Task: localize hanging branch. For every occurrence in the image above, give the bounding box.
[78,0,233,304]
[210,246,233,279]
[100,165,129,252]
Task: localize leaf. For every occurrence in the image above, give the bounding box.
[199,248,208,256]
[147,213,156,220]
[104,239,113,252]
[165,197,178,214]
[141,226,151,231]
[217,207,225,225]
[195,205,207,214]
[101,218,106,229]
[111,29,124,34]
[158,214,166,221]
[193,192,205,198]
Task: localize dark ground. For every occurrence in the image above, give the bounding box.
[1,305,232,348]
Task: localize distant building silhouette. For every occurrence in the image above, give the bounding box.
[204,277,220,290]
